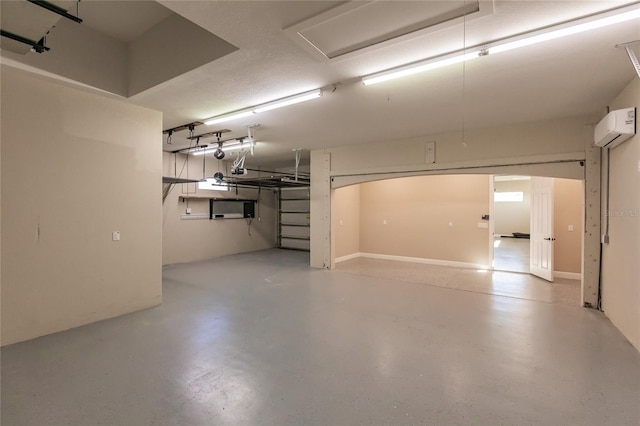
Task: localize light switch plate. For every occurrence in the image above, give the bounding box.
[425,141,436,164]
[112,231,120,241]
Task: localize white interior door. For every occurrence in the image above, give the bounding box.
[530,177,554,282]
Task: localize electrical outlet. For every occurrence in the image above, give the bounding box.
[112,231,120,241]
[383,220,387,225]
[568,225,574,231]
[186,207,192,214]
[448,222,453,227]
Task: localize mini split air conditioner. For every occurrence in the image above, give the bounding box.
[594,107,636,149]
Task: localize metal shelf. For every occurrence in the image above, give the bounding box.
[163,176,201,184]
[280,235,310,241]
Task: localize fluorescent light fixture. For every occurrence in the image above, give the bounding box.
[204,89,323,125]
[198,179,229,192]
[192,141,255,155]
[254,89,323,113]
[362,50,483,86]
[204,110,254,126]
[488,6,640,55]
[361,4,640,86]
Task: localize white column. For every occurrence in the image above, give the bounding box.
[310,151,332,269]
[583,123,601,308]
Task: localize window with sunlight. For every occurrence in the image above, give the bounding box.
[494,191,524,202]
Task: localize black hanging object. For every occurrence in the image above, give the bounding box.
[213,142,225,159]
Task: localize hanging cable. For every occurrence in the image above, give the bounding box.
[200,138,207,181]
[461,1,467,149]
[257,166,262,221]
[294,148,302,182]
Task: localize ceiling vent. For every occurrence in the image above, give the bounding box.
[285,0,495,62]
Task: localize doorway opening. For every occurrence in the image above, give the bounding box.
[492,176,532,274]
[491,175,584,283]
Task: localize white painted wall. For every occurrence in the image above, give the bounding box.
[334,185,360,259]
[329,116,590,175]
[161,152,276,265]
[601,78,640,351]
[1,68,162,346]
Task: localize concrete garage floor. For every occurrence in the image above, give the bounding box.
[337,257,580,306]
[2,249,639,425]
[494,237,531,273]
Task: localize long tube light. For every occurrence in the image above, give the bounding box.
[362,4,640,86]
[254,89,323,113]
[204,89,323,125]
[204,110,254,126]
[363,50,483,86]
[488,6,640,55]
[192,141,255,155]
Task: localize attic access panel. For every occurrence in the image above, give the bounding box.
[285,0,495,62]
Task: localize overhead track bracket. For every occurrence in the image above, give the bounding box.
[0,30,49,53]
[616,40,640,79]
[186,129,231,140]
[26,0,83,23]
[162,122,205,135]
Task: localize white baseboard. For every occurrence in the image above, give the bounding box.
[335,252,363,263]
[358,252,489,270]
[554,271,582,280]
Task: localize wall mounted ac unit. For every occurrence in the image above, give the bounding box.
[594,107,636,149]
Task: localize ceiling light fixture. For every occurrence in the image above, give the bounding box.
[253,89,323,113]
[204,110,255,126]
[192,140,255,156]
[487,6,640,55]
[362,50,484,86]
[361,3,640,86]
[204,89,323,125]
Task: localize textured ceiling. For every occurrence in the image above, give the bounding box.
[2,1,639,168]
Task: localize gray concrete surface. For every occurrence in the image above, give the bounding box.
[1,248,639,425]
[337,256,580,306]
